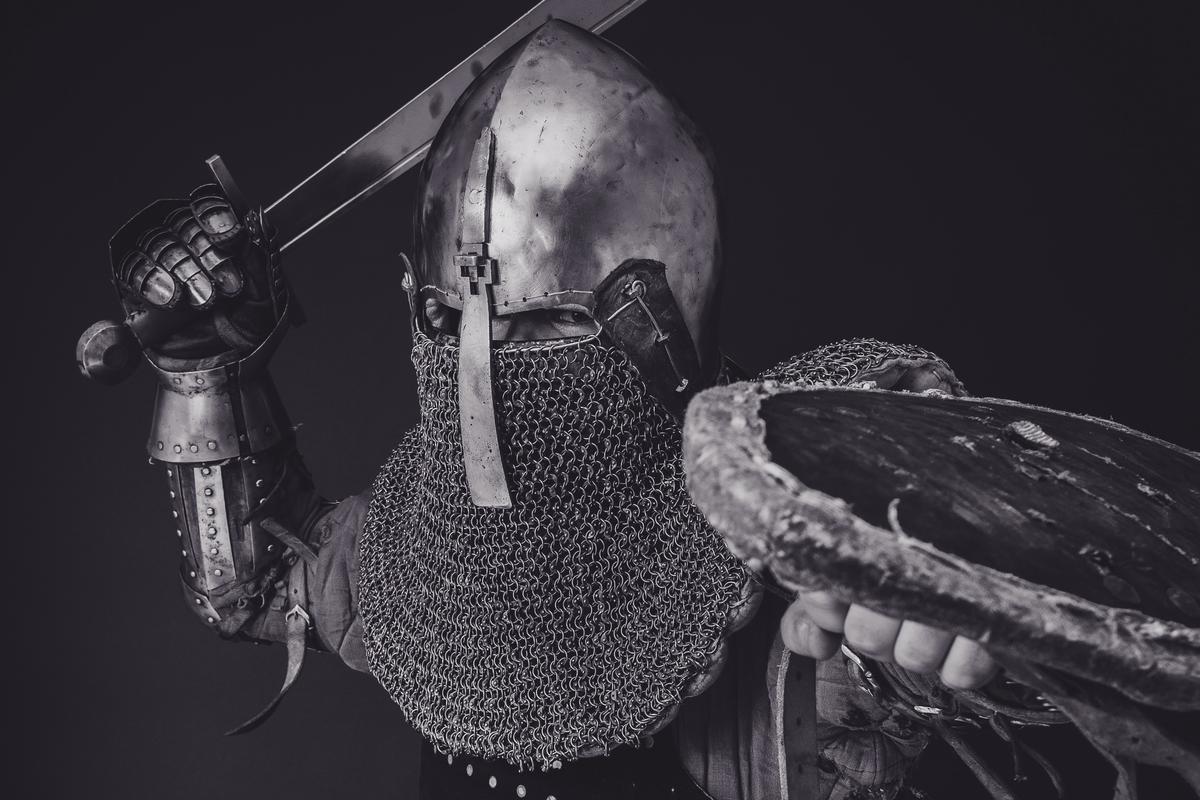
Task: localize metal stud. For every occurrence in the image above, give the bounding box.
[516,786,526,798]
[488,776,497,788]
[194,598,203,605]
[189,571,196,578]
[207,526,218,537]
[181,550,188,557]
[255,479,265,488]
[176,530,182,537]
[200,467,212,476]
[173,444,183,453]
[171,511,178,518]
[466,764,473,777]
[446,755,453,765]
[209,547,219,555]
[213,568,223,576]
[207,440,218,450]
[266,544,275,553]
[171,377,182,385]
[166,469,172,477]
[204,487,214,497]
[189,444,199,453]
[168,491,175,499]
[195,376,205,385]
[206,616,215,624]
[206,508,216,516]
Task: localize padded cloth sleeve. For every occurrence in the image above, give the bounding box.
[307,490,372,673]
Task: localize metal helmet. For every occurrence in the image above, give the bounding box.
[410,19,721,507]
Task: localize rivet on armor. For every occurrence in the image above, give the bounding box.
[446,755,453,765]
[173,444,183,453]
[172,377,182,385]
[466,764,473,777]
[259,498,266,505]
[210,547,219,556]
[157,441,164,450]
[207,440,218,451]
[176,529,182,537]
[488,776,497,788]
[204,487,214,497]
[267,544,275,553]
[181,550,188,557]
[516,786,526,798]
[255,479,265,488]
[207,526,218,537]
[189,571,196,578]
[166,469,172,477]
[195,376,204,385]
[250,458,258,465]
[214,569,223,577]
[201,467,212,476]
[189,444,199,453]
[194,598,202,605]
[171,510,178,519]
[206,508,216,516]
[169,491,175,499]
[206,617,215,624]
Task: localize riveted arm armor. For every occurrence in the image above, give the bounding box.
[150,301,329,643]
[108,185,331,648]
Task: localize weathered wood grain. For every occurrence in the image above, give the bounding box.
[682,382,1200,710]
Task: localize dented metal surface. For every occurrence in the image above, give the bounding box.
[414,19,721,367]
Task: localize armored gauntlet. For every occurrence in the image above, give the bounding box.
[113,186,327,643]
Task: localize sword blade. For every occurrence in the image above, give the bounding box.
[267,0,650,251]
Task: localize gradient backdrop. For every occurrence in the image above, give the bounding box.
[9,0,1198,797]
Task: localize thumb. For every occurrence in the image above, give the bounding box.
[782,599,842,660]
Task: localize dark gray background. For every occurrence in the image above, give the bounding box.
[9,0,1198,797]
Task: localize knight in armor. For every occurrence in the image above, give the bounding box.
[102,21,1102,800]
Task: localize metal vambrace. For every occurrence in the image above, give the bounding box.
[147,303,326,645]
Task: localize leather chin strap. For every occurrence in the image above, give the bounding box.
[593,258,709,421]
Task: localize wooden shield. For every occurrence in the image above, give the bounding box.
[682,382,1200,711]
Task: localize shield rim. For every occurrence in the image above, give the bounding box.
[682,381,1200,710]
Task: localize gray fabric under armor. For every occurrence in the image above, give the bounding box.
[359,331,751,768]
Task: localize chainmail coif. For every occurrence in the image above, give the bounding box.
[359,330,752,768]
[759,337,965,393]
